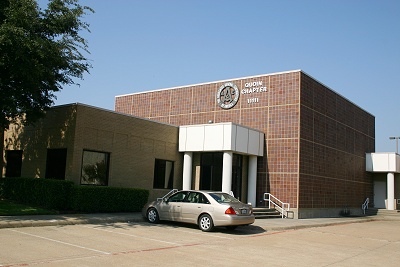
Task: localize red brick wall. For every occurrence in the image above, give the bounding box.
[299,72,375,209]
[116,71,301,206]
[115,70,375,209]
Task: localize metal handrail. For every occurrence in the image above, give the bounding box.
[362,197,369,214]
[263,193,290,218]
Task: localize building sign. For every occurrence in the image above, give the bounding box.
[242,81,268,105]
[216,80,268,108]
[216,82,240,109]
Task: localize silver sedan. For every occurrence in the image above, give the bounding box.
[142,190,255,231]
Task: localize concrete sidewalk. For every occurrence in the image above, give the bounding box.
[0,212,380,231]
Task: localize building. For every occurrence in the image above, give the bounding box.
[2,104,182,201]
[3,69,393,218]
[115,70,376,218]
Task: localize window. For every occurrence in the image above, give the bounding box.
[80,150,110,186]
[186,192,210,204]
[45,148,67,180]
[168,191,187,202]
[5,150,23,177]
[153,159,174,189]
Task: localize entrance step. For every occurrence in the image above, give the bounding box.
[365,208,400,217]
[253,208,282,219]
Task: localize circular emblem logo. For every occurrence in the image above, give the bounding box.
[216,82,240,109]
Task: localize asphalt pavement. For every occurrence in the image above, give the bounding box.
[0,212,385,231]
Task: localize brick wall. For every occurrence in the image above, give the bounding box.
[299,72,375,209]
[116,71,302,206]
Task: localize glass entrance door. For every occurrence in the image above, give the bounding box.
[231,154,243,200]
[200,152,222,191]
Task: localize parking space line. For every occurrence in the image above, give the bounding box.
[7,229,111,255]
[82,225,182,246]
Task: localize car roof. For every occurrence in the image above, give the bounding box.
[177,190,229,194]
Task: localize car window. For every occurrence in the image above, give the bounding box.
[185,192,210,204]
[198,193,210,204]
[209,193,240,203]
[168,192,187,202]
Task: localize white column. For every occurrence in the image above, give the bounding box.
[222,152,233,194]
[387,172,395,210]
[248,156,257,207]
[182,152,193,190]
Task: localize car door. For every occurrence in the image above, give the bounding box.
[159,191,187,221]
[181,192,209,224]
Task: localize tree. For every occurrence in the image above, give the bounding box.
[0,0,93,129]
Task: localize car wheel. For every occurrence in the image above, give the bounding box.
[199,214,214,232]
[226,226,238,231]
[147,208,159,223]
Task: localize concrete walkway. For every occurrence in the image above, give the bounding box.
[0,212,385,231]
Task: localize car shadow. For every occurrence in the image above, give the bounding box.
[136,220,266,235]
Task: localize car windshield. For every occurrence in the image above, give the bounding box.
[209,193,240,203]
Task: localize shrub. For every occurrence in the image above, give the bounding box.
[71,186,149,213]
[0,177,74,210]
[0,177,149,213]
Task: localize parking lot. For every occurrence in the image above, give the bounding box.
[1,219,399,266]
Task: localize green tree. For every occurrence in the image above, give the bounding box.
[0,0,93,129]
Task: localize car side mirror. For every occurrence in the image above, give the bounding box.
[163,197,169,203]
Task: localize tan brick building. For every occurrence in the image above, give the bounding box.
[2,104,182,200]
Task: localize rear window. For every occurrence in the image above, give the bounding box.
[209,193,240,203]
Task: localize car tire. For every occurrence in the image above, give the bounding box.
[147,208,159,223]
[199,214,214,232]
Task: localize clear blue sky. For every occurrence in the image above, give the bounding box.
[42,0,400,152]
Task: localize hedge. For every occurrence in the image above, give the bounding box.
[0,178,149,213]
[71,186,149,213]
[0,177,74,210]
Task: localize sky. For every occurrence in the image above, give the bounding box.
[40,0,400,153]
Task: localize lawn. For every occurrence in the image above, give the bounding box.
[0,199,58,216]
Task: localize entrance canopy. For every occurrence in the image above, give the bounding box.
[366,153,400,173]
[366,153,400,211]
[178,122,264,206]
[179,122,264,156]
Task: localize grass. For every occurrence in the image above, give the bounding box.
[0,199,58,216]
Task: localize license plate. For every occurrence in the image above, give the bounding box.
[241,209,247,214]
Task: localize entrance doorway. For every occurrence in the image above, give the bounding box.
[200,153,222,191]
[232,154,243,200]
[199,152,243,200]
[374,180,386,208]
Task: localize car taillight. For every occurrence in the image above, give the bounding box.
[225,207,237,215]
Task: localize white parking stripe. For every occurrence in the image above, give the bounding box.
[82,225,182,246]
[7,229,111,255]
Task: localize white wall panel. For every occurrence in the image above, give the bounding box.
[178,122,264,156]
[248,130,260,155]
[366,153,400,173]
[178,127,187,151]
[223,124,234,151]
[185,126,205,151]
[204,124,224,151]
[236,126,248,154]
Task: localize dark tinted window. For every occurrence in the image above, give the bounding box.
[45,148,67,180]
[5,150,23,177]
[186,192,210,204]
[80,150,110,186]
[153,159,174,189]
[168,192,187,202]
